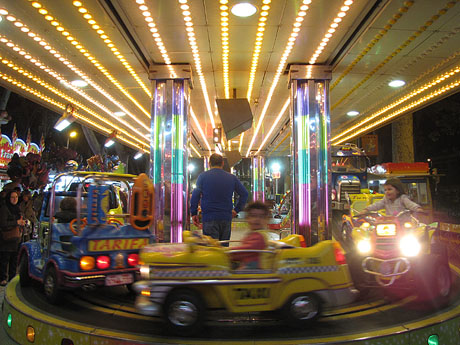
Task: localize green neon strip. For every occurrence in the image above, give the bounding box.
[171,113,184,184]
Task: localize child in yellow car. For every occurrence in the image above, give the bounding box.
[230,201,270,269]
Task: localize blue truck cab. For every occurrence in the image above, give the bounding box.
[331,144,369,211]
[18,172,155,303]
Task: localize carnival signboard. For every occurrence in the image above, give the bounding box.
[0,134,41,170]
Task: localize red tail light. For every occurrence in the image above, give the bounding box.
[127,253,139,267]
[333,243,347,265]
[96,256,110,270]
[299,235,307,248]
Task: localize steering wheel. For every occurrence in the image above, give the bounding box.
[69,218,87,235]
[108,218,123,227]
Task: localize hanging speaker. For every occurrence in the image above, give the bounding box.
[225,150,242,168]
[216,98,253,140]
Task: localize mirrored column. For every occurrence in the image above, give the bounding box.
[149,65,192,243]
[252,155,265,202]
[289,65,332,246]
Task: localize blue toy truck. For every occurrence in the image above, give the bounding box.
[331,144,369,211]
[18,172,155,303]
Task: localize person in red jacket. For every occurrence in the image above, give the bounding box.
[230,201,270,269]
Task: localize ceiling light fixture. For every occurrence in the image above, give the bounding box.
[231,3,257,17]
[113,111,126,116]
[347,110,359,116]
[388,80,406,88]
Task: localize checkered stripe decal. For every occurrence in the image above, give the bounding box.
[278,266,339,274]
[152,270,230,278]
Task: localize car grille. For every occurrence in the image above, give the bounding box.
[338,181,361,199]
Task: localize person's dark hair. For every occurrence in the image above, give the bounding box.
[22,190,31,197]
[245,201,271,217]
[384,178,405,195]
[60,197,77,211]
[209,153,224,167]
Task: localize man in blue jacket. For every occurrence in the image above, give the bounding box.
[190,153,248,246]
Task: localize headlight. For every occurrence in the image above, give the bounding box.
[399,235,421,257]
[404,222,412,228]
[376,224,396,236]
[357,240,371,254]
[140,265,150,279]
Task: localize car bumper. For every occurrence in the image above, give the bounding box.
[316,286,359,307]
[61,270,138,288]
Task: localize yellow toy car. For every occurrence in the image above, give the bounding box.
[134,231,357,334]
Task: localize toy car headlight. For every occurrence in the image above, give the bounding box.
[140,265,150,279]
[376,224,396,236]
[357,240,371,254]
[399,235,421,257]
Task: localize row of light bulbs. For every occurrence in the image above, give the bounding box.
[245,0,312,156]
[27,2,151,125]
[246,0,271,101]
[334,77,460,144]
[134,0,177,79]
[70,0,151,98]
[220,0,231,99]
[0,70,148,152]
[0,7,150,135]
[309,0,353,64]
[0,31,148,142]
[0,52,149,149]
[333,64,460,143]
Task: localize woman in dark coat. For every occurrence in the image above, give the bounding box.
[0,190,25,285]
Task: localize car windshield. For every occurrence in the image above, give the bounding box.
[368,178,430,206]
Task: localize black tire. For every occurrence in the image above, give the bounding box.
[126,283,136,295]
[415,256,451,307]
[346,253,371,297]
[163,289,205,335]
[19,253,32,287]
[282,293,321,328]
[341,224,354,247]
[43,266,62,304]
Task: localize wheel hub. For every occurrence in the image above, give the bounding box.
[168,300,198,327]
[291,296,318,320]
[44,275,54,296]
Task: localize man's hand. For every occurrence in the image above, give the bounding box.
[192,215,200,227]
[232,210,238,218]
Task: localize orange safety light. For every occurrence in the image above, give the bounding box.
[80,256,95,270]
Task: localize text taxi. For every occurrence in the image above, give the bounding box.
[134,231,357,335]
[18,172,155,303]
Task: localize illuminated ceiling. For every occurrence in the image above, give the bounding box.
[0,0,459,157]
